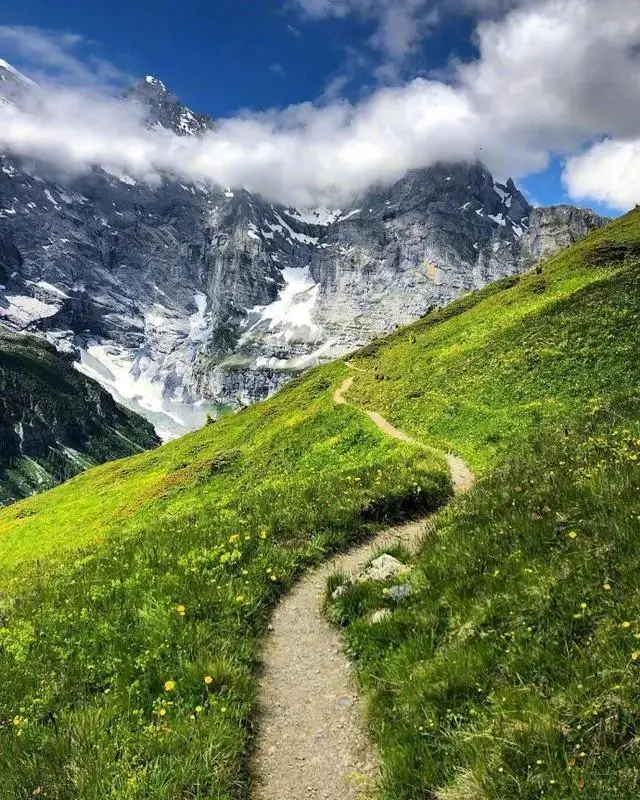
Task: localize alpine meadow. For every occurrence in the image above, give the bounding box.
[0,208,639,798]
[2,1,640,797]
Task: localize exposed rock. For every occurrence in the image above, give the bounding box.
[359,554,410,582]
[387,584,413,602]
[331,584,349,601]
[518,206,608,268]
[0,63,609,437]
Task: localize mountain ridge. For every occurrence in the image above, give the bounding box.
[0,323,159,505]
[0,62,608,437]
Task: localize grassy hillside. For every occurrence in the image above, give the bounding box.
[347,208,640,471]
[1,208,639,798]
[329,209,640,798]
[0,361,448,798]
[0,326,159,505]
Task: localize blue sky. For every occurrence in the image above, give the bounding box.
[1,0,477,115]
[0,0,636,215]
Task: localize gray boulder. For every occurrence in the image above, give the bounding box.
[359,554,410,582]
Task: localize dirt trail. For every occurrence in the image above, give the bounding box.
[252,376,475,800]
[334,377,474,494]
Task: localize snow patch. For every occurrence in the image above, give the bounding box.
[244,267,319,342]
[144,75,166,90]
[33,280,69,298]
[43,189,59,208]
[117,174,137,186]
[273,213,319,246]
[1,295,60,325]
[74,342,211,442]
[338,208,361,222]
[494,183,508,202]
[178,108,197,134]
[282,207,342,226]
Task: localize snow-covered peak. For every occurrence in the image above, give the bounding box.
[0,58,36,105]
[0,59,36,87]
[144,75,166,89]
[124,75,215,137]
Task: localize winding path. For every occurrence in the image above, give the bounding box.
[252,375,475,800]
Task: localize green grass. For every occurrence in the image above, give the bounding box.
[332,404,640,799]
[2,208,640,798]
[347,209,640,471]
[326,209,640,798]
[0,362,449,799]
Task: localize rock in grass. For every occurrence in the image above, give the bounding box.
[388,584,413,602]
[331,584,349,600]
[370,608,392,623]
[360,554,409,582]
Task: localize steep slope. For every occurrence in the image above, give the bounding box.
[0,325,159,505]
[0,211,638,798]
[329,209,640,799]
[0,361,449,798]
[0,61,607,435]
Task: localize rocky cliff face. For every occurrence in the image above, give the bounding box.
[0,324,159,505]
[0,63,608,437]
[518,206,608,267]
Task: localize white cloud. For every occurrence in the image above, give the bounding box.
[564,140,640,211]
[0,25,128,88]
[290,0,439,60]
[0,0,639,210]
[289,0,531,61]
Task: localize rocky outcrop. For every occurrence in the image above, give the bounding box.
[518,205,608,268]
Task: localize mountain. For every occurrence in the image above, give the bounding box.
[123,75,216,135]
[0,323,159,505]
[0,209,638,797]
[0,63,608,437]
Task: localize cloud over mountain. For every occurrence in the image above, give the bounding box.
[0,0,639,209]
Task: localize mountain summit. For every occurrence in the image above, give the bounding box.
[0,58,36,106]
[123,75,215,136]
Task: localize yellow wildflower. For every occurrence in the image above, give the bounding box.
[176,604,186,616]
[568,531,578,539]
[603,583,611,591]
[204,675,213,685]
[632,651,640,662]
[621,621,632,629]
[164,680,176,692]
